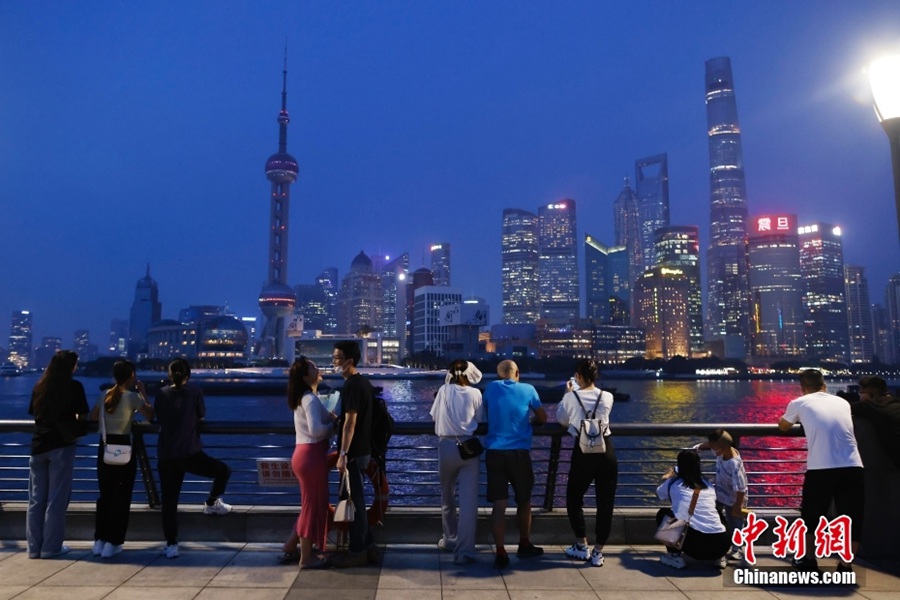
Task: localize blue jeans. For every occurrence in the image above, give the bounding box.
[27,445,77,557]
[347,455,374,553]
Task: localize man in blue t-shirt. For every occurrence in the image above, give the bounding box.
[483,360,546,569]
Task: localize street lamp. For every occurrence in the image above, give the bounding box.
[868,55,900,245]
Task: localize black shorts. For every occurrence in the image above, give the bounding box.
[485,449,534,504]
[801,467,865,541]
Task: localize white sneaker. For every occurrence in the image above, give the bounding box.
[727,548,744,561]
[660,552,686,569]
[590,548,604,567]
[202,498,232,515]
[164,543,179,559]
[101,543,123,559]
[437,537,454,552]
[92,539,105,557]
[715,555,727,569]
[565,543,589,560]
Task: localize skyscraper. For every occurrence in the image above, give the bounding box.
[381,253,409,339]
[584,235,629,325]
[845,265,875,363]
[797,223,850,364]
[501,208,540,324]
[257,57,299,361]
[316,268,339,333]
[8,310,33,368]
[654,226,703,356]
[613,176,640,289]
[747,215,805,359]
[108,318,128,357]
[886,274,900,365]
[128,266,162,359]
[412,286,463,355]
[337,251,383,335]
[538,200,579,321]
[635,155,670,277]
[430,244,451,286]
[704,57,751,357]
[633,266,691,360]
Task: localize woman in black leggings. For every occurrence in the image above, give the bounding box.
[154,358,232,559]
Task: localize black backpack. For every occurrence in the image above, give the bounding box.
[370,387,394,470]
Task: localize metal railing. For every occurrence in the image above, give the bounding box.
[0,420,806,510]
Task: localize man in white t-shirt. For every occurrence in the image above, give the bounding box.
[778,369,864,572]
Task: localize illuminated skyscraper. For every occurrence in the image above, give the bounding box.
[538,200,579,321]
[613,176,640,288]
[316,268,339,333]
[704,57,751,356]
[654,226,703,356]
[635,155,669,277]
[748,215,805,359]
[8,310,33,368]
[337,251,383,335]
[430,244,451,286]
[797,223,850,363]
[128,266,162,359]
[382,253,409,339]
[412,286,462,355]
[501,208,540,324]
[886,274,900,364]
[257,56,298,360]
[844,265,875,363]
[633,266,691,360]
[584,235,629,325]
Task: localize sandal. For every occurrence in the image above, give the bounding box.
[276,551,300,564]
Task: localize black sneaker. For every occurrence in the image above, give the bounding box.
[836,562,853,574]
[791,556,819,572]
[493,553,510,569]
[516,543,544,559]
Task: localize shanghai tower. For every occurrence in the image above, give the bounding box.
[257,56,299,360]
[704,57,750,357]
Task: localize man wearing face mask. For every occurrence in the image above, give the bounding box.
[330,340,376,568]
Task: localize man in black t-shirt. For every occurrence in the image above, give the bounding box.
[331,340,376,568]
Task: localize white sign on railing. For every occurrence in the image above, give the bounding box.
[256,459,296,487]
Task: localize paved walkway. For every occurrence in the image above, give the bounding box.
[0,541,897,600]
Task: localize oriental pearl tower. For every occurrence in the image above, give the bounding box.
[257,55,298,361]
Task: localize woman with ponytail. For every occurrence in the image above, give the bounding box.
[89,360,153,558]
[26,350,88,559]
[154,358,232,559]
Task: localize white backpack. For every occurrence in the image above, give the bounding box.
[574,390,608,454]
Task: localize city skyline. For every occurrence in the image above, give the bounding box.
[3,3,900,347]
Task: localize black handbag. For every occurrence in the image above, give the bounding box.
[457,436,484,460]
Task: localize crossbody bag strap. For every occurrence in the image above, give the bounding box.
[99,404,108,444]
[687,487,701,517]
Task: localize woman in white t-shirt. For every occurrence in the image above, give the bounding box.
[556,359,616,567]
[430,360,484,565]
[656,450,730,569]
[89,360,154,559]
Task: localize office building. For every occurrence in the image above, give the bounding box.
[430,244,451,287]
[704,57,751,356]
[108,319,128,357]
[797,223,850,363]
[8,310,33,369]
[315,268,339,333]
[257,58,299,361]
[501,208,540,324]
[412,286,462,355]
[128,266,162,359]
[633,267,692,360]
[590,324,646,364]
[654,226,703,355]
[73,329,98,363]
[33,337,62,370]
[441,296,489,356]
[635,155,670,277]
[845,265,875,363]
[294,283,330,332]
[337,251,383,335]
[885,274,900,365]
[538,199,579,321]
[873,304,895,365]
[381,253,409,339]
[584,235,629,325]
[613,176,640,288]
[747,215,805,359]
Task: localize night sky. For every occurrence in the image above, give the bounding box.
[2,1,900,349]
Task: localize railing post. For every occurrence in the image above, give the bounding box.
[132,429,160,509]
[543,433,563,511]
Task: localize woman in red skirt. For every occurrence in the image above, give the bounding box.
[288,356,336,569]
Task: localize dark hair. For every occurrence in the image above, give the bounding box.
[104,360,136,414]
[675,450,707,490]
[707,428,734,447]
[799,369,825,391]
[859,376,889,396]
[31,350,79,415]
[168,358,191,388]
[288,356,313,411]
[334,340,361,366]
[447,359,469,386]
[574,359,598,385]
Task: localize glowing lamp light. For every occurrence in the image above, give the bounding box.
[868,54,900,245]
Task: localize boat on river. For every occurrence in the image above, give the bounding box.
[0,363,20,377]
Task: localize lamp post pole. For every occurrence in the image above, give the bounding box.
[883,117,900,246]
[869,55,900,246]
